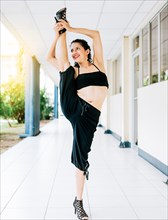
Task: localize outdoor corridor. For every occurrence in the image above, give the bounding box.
[1,118,167,220]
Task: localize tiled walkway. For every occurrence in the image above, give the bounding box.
[1,118,167,220]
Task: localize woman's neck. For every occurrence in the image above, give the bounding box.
[78,61,91,69]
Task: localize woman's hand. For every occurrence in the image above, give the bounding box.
[58,19,72,31]
[53,23,64,36]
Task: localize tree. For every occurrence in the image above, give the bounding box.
[0,92,12,126]
[0,48,25,124]
[40,88,53,120]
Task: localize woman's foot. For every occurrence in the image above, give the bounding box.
[73,197,89,220]
[54,7,67,34]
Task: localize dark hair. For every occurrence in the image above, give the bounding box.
[70,39,92,68]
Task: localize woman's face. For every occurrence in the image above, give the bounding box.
[70,42,89,63]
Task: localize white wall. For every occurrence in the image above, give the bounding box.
[109,94,122,137]
[138,81,168,165]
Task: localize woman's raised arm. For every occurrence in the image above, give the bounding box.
[47,23,70,72]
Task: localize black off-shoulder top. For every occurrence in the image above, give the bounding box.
[75,64,109,90]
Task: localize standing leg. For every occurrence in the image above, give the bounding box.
[74,168,89,220]
[76,168,85,200]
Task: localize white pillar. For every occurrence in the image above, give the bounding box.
[120,36,131,147]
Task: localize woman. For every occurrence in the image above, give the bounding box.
[47,16,108,220]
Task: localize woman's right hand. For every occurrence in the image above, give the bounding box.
[53,23,63,36]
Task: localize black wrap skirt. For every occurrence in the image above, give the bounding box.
[59,66,100,179]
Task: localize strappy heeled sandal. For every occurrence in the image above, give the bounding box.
[54,7,67,34]
[73,197,89,220]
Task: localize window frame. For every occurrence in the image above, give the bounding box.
[140,3,167,87]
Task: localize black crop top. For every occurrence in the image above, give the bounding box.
[75,64,109,90]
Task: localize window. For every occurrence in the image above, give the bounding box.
[142,25,149,86]
[161,5,168,81]
[151,17,158,83]
[141,3,168,86]
[133,35,139,51]
[134,56,140,97]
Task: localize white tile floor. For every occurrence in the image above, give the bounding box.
[1,118,167,220]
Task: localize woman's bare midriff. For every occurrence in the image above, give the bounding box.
[77,86,108,111]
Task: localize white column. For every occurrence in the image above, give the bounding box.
[120,36,131,147]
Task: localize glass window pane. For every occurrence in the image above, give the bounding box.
[142,25,149,86]
[161,5,168,81]
[134,56,139,97]
[133,35,139,51]
[151,17,158,84]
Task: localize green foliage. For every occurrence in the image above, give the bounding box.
[0,48,25,123]
[0,81,25,124]
[0,93,12,119]
[143,75,149,86]
[40,88,53,120]
[151,74,158,84]
[143,71,168,86]
[0,47,54,123]
[161,71,168,81]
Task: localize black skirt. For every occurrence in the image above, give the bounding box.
[59,66,100,179]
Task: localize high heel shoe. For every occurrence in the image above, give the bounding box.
[54,7,67,34]
[73,197,88,220]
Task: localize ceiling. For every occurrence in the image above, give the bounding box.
[1,0,167,84]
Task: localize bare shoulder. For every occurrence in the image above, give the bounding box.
[59,64,78,78]
[59,62,71,72]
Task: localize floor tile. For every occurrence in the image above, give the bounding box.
[1,207,45,219]
[122,186,162,196]
[134,207,168,219]
[90,207,138,219]
[88,195,131,208]
[127,195,167,208]
[45,207,89,219]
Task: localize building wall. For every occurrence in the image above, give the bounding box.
[138,80,168,166]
